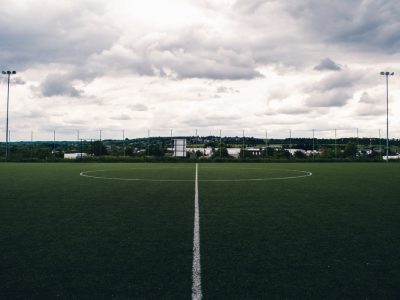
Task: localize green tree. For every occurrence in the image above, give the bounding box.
[148,143,164,156]
[274,149,291,159]
[93,141,107,156]
[344,141,357,158]
[212,146,230,158]
[294,150,306,159]
[320,146,335,158]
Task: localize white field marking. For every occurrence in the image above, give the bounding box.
[192,163,202,300]
[79,168,312,182]
[79,167,195,182]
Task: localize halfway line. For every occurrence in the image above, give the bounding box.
[192,163,202,300]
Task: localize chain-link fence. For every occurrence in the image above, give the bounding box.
[0,127,399,161]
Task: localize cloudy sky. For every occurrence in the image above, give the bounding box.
[1,0,400,140]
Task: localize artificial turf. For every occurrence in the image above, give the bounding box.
[1,162,400,299]
[200,163,400,299]
[0,163,195,299]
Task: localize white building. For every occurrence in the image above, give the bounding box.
[246,147,262,156]
[173,139,187,157]
[227,148,241,158]
[383,155,400,160]
[187,147,213,157]
[64,153,88,159]
[285,149,306,156]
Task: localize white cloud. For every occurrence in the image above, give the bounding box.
[314,58,342,71]
[0,0,399,141]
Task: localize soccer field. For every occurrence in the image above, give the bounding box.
[1,162,400,299]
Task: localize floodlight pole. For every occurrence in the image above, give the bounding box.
[356,128,359,149]
[386,74,389,161]
[122,129,125,156]
[30,131,33,158]
[312,129,315,160]
[80,139,83,160]
[242,130,245,160]
[147,129,150,156]
[219,129,222,158]
[170,129,173,155]
[53,130,56,154]
[2,70,16,161]
[334,128,337,159]
[379,129,382,159]
[380,71,394,162]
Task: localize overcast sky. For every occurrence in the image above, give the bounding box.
[1,0,400,140]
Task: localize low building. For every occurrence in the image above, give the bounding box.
[173,139,187,157]
[246,147,262,156]
[285,149,306,156]
[187,147,213,157]
[305,150,319,156]
[64,153,88,159]
[227,148,241,158]
[383,155,400,160]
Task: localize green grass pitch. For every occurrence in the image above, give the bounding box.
[1,162,400,299]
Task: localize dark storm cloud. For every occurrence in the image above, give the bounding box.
[288,0,400,53]
[306,90,351,107]
[40,74,81,97]
[88,30,263,80]
[0,1,119,70]
[0,76,25,85]
[233,0,269,14]
[317,71,363,91]
[314,58,341,71]
[304,71,364,107]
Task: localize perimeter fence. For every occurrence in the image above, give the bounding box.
[0,127,399,162]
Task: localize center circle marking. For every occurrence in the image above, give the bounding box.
[80,167,312,182]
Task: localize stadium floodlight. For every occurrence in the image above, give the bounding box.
[380,71,394,162]
[2,70,17,161]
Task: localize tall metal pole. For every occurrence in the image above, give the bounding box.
[334,128,337,159]
[312,128,315,160]
[171,129,173,155]
[53,130,56,153]
[80,139,83,160]
[379,129,382,160]
[380,71,394,162]
[5,73,10,161]
[31,131,33,158]
[386,74,389,162]
[219,129,222,158]
[122,129,125,156]
[242,130,245,160]
[2,71,16,161]
[147,129,150,156]
[357,128,359,158]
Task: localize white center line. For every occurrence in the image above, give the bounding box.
[192,163,202,300]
